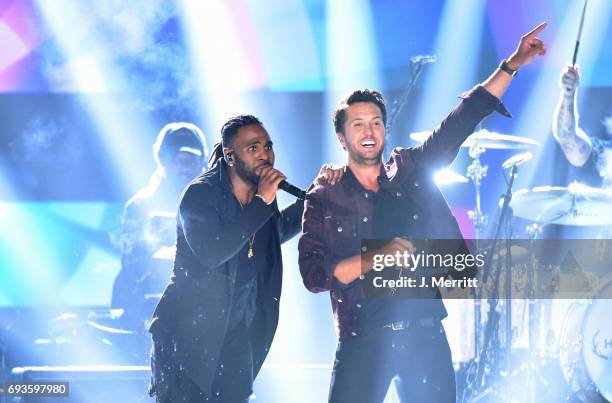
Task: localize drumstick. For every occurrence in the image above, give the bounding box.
[572,0,588,66]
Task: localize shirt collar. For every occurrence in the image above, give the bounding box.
[342,162,402,194]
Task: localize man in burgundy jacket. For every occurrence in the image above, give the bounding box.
[298,24,548,403]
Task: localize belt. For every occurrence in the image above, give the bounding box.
[383,317,440,331]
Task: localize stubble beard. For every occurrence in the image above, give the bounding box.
[345,141,384,166]
[234,155,269,186]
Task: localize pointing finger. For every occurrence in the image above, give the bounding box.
[525,22,547,38]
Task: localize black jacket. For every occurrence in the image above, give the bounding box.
[149,159,304,394]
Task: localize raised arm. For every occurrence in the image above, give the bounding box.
[410,22,548,169]
[552,65,592,167]
[482,22,547,98]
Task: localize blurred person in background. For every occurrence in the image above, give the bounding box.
[112,122,208,335]
[552,64,612,188]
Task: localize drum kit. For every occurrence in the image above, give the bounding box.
[31,212,178,369]
[411,129,612,402]
[33,308,150,366]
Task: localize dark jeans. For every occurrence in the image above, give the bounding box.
[150,320,253,403]
[328,322,455,403]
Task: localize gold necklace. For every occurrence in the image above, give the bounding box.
[235,196,256,259]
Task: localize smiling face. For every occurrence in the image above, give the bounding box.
[337,101,385,166]
[227,124,275,185]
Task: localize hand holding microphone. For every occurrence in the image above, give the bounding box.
[257,166,308,202]
[257,163,344,203]
[279,180,306,200]
[257,166,287,204]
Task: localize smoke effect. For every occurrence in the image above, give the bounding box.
[603,114,612,136]
[596,114,612,188]
[10,116,63,164]
[598,148,612,188]
[14,116,82,165]
[119,40,193,114]
[8,115,79,191]
[40,0,195,115]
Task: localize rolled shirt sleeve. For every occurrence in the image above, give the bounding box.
[459,85,512,117]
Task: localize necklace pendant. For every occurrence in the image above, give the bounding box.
[248,247,254,259]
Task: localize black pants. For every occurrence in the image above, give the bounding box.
[150,321,253,402]
[328,322,455,403]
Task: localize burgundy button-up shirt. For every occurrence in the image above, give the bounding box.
[298,86,508,339]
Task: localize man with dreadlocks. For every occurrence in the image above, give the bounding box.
[148,114,342,402]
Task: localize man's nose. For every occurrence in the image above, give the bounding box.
[258,150,271,162]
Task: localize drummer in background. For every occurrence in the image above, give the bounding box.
[552,64,612,188]
[112,123,208,334]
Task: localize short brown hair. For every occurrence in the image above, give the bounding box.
[333,89,387,134]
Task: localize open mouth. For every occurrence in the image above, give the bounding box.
[361,139,376,149]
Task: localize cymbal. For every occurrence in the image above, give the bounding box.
[511,183,612,226]
[87,321,134,335]
[409,131,433,143]
[410,129,540,150]
[434,169,469,185]
[149,210,176,219]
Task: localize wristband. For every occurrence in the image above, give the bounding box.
[499,59,518,77]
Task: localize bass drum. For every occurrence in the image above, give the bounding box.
[559,278,612,402]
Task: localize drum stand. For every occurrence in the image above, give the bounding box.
[525,224,549,403]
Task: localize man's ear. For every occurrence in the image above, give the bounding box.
[336,132,347,151]
[223,147,235,165]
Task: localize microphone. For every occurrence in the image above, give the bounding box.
[279,180,306,200]
[502,151,532,170]
[410,55,437,65]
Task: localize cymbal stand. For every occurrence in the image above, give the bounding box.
[461,165,518,403]
[525,223,545,403]
[467,143,488,240]
[503,204,513,401]
[466,142,487,358]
